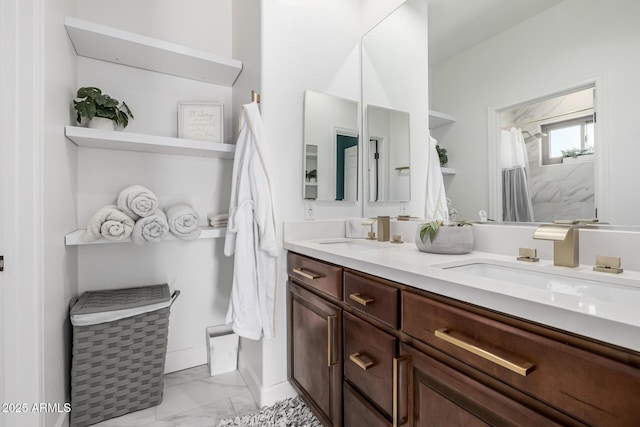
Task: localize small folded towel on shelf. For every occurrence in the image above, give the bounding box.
[116,184,160,220]
[131,209,169,245]
[165,203,202,241]
[207,212,229,228]
[83,205,135,242]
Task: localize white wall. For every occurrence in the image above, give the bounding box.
[76,0,231,57]
[75,0,236,374]
[44,0,79,425]
[430,0,640,225]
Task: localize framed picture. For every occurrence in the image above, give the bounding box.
[178,102,224,143]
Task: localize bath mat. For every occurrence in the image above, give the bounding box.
[217,396,321,427]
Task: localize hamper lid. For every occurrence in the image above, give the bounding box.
[70,284,176,326]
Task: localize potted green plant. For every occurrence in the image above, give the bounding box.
[415,220,473,254]
[436,144,448,166]
[73,87,134,130]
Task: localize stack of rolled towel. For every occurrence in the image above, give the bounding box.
[83,184,201,244]
[207,212,228,228]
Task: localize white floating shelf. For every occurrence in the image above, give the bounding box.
[64,16,242,86]
[429,110,457,129]
[65,126,235,159]
[65,226,226,246]
[442,167,456,175]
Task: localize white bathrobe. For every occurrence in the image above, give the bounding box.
[224,102,278,340]
[425,135,448,221]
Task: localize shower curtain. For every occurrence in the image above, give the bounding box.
[501,128,534,222]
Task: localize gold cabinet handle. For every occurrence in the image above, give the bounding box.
[349,352,374,370]
[435,328,534,376]
[293,267,321,280]
[349,292,374,306]
[393,356,408,427]
[327,315,338,367]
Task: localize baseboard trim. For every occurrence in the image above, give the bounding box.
[238,353,297,407]
[164,345,208,374]
[259,379,297,407]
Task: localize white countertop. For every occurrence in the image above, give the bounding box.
[284,237,640,353]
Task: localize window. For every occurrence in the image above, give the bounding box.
[541,115,594,165]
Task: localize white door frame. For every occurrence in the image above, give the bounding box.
[1,0,45,425]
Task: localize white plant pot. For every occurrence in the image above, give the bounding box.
[562,154,594,164]
[415,223,473,255]
[87,117,116,131]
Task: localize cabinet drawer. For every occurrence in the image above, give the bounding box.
[401,343,562,427]
[343,381,391,427]
[287,252,342,299]
[344,311,396,418]
[402,290,640,427]
[344,271,398,329]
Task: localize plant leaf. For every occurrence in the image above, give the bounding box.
[76,86,101,98]
[419,226,427,242]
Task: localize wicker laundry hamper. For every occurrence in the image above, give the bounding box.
[69,284,179,426]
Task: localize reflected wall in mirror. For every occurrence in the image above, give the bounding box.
[367,105,411,202]
[500,86,595,222]
[362,0,428,215]
[430,0,640,225]
[303,90,359,201]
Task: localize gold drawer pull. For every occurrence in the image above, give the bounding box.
[435,328,534,377]
[293,267,321,280]
[349,293,374,306]
[349,352,374,370]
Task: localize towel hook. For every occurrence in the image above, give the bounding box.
[251,90,261,103]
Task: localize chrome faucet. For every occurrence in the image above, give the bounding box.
[532,221,580,267]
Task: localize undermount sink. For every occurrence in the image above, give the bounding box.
[315,239,394,250]
[436,260,640,305]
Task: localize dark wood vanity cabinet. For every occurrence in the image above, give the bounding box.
[288,252,344,427]
[287,251,640,427]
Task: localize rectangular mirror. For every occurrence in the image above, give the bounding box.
[367,104,411,202]
[430,2,640,225]
[362,0,428,216]
[303,90,360,201]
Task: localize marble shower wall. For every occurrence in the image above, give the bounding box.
[502,88,595,222]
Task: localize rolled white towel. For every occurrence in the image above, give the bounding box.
[165,204,202,241]
[83,205,135,242]
[132,209,169,245]
[116,184,159,220]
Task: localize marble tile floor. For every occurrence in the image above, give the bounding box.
[92,365,258,427]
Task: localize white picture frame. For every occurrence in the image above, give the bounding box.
[178,102,224,143]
